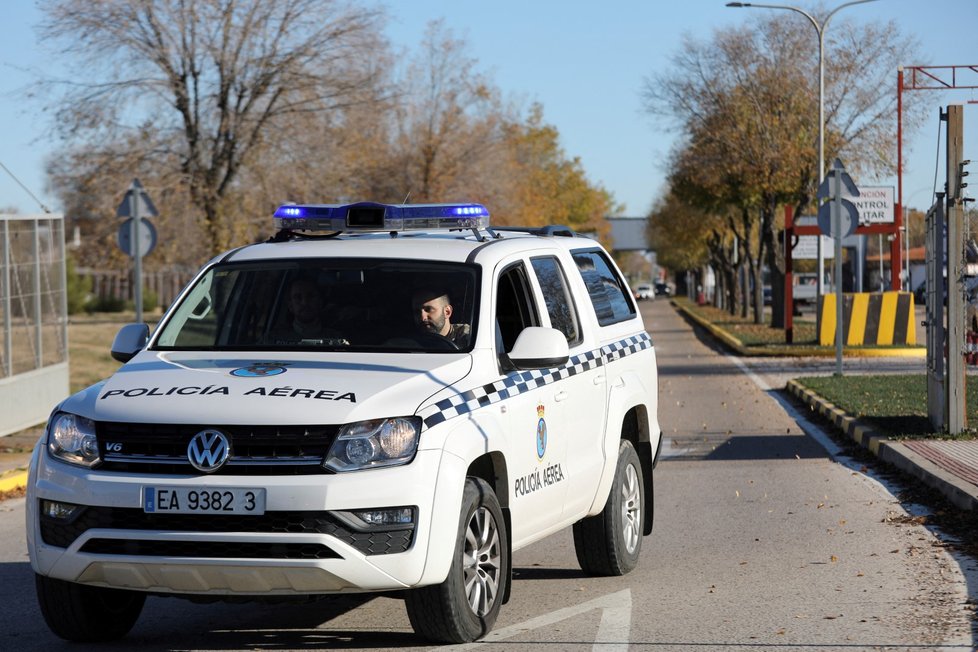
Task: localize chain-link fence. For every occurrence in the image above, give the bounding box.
[0,213,69,436]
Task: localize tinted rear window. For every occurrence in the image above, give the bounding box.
[571,250,636,326]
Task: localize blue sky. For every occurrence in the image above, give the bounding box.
[1,0,976,217]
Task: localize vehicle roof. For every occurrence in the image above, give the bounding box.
[223,229,602,266]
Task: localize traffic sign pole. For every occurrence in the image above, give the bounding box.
[132,186,143,323]
[832,169,844,375]
[816,159,860,376]
[116,179,159,324]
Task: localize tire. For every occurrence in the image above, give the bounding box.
[405,477,509,643]
[35,573,146,642]
[573,439,644,576]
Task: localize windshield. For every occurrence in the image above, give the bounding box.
[154,258,479,353]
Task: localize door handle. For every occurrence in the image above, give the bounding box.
[554,391,569,402]
[592,375,605,385]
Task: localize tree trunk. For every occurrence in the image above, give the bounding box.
[725,266,737,315]
[761,204,786,329]
[737,261,747,318]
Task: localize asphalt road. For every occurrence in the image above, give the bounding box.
[1,299,974,650]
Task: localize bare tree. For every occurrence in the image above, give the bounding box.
[390,20,510,203]
[40,0,389,254]
[643,12,925,328]
[41,5,615,265]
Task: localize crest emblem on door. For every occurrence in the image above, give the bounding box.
[536,404,547,460]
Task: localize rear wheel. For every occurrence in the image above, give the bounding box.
[573,439,644,576]
[406,477,509,643]
[35,573,146,642]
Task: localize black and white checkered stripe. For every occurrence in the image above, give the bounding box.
[420,332,653,429]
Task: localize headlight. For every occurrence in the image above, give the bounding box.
[47,412,100,468]
[324,417,421,472]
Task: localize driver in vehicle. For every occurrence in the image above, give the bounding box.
[412,288,471,348]
[267,275,346,345]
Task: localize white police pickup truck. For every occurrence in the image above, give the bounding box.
[27,202,661,644]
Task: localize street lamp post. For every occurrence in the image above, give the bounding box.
[726,0,877,374]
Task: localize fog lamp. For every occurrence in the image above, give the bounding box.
[41,500,82,521]
[351,507,415,526]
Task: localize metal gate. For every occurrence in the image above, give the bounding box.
[925,198,945,431]
[0,213,69,436]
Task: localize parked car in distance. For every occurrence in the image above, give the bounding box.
[634,283,655,300]
[793,273,820,304]
[653,281,672,297]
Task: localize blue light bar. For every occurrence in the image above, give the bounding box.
[273,201,490,233]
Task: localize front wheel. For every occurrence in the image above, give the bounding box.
[35,574,146,642]
[405,477,509,643]
[573,439,645,576]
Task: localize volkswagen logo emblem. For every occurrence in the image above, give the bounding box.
[187,429,231,473]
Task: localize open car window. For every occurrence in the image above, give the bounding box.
[153,259,479,353]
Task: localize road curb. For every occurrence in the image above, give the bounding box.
[786,380,978,511]
[673,301,925,358]
[0,469,28,493]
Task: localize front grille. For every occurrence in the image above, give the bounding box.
[96,422,338,475]
[39,506,414,556]
[79,539,340,560]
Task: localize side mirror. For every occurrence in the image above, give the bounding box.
[111,323,150,363]
[507,327,570,370]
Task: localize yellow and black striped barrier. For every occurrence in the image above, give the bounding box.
[818,292,916,346]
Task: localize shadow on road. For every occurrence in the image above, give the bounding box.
[0,561,428,651]
[703,433,826,461]
[512,566,587,581]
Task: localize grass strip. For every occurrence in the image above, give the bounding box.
[675,297,817,346]
[794,374,977,439]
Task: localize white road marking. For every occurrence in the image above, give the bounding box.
[725,351,847,459]
[594,588,632,651]
[725,353,771,391]
[443,589,632,650]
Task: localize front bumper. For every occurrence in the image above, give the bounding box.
[27,447,460,596]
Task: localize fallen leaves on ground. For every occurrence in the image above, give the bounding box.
[883,511,928,526]
[0,486,25,502]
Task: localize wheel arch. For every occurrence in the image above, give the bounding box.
[621,406,655,536]
[466,451,509,508]
[466,451,512,605]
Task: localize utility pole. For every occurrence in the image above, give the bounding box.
[946,105,968,433]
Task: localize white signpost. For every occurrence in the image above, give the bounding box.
[817,158,860,376]
[116,179,159,323]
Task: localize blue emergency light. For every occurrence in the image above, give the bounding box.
[273,201,490,233]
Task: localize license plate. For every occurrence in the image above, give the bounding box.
[143,486,266,515]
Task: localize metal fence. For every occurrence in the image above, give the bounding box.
[77,267,196,311]
[0,213,69,436]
